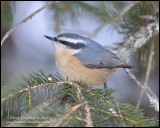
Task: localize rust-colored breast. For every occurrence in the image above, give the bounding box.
[55,49,112,85]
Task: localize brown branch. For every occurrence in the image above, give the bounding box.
[28,88,32,108]
[1,1,54,46]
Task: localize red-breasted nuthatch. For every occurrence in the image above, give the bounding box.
[44,33,132,85]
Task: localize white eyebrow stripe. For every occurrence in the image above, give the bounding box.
[58,37,86,44]
[70,49,82,55]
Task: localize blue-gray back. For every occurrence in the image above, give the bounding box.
[74,36,130,69]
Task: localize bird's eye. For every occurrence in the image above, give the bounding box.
[62,41,66,44]
[61,41,67,45]
[54,37,57,41]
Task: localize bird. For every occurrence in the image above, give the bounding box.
[44,33,132,86]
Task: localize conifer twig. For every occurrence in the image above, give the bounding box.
[84,104,93,127]
[1,1,54,46]
[28,88,32,108]
[1,82,56,102]
[88,90,113,105]
[91,106,137,125]
[116,102,126,127]
[74,84,93,127]
[1,81,79,103]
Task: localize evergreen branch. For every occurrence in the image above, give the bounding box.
[91,106,137,125]
[91,104,157,127]
[1,1,54,46]
[1,82,55,102]
[81,86,155,126]
[1,87,29,102]
[1,81,75,104]
[2,79,79,114]
[88,89,114,105]
[2,71,158,127]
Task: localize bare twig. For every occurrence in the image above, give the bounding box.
[125,70,159,103]
[1,1,54,46]
[136,39,155,108]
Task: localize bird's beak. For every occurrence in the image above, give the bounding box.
[44,35,56,41]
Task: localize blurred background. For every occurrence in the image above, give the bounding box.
[1,1,159,121]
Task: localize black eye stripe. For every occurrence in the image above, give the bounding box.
[58,40,85,49]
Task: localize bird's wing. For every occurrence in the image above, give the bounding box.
[74,38,132,69]
[82,51,132,69]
